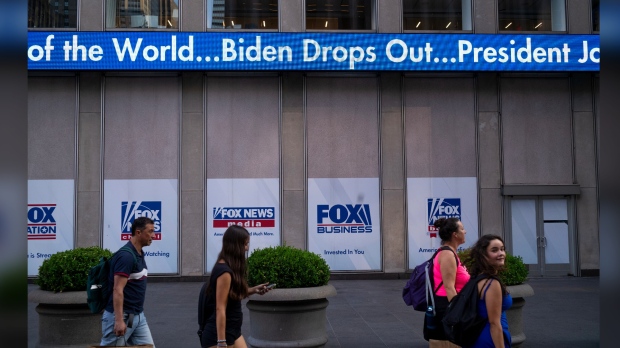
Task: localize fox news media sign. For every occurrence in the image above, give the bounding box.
[206,179,280,272]
[407,178,478,268]
[103,179,178,274]
[28,180,74,276]
[27,32,599,72]
[308,178,381,271]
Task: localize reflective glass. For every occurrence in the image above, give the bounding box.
[106,0,179,29]
[499,0,566,32]
[306,0,373,30]
[592,0,599,32]
[403,0,472,31]
[207,0,278,29]
[28,0,77,28]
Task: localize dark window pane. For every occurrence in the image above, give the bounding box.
[28,0,77,28]
[208,0,278,29]
[592,0,599,32]
[403,0,471,31]
[498,0,566,32]
[106,0,179,29]
[306,0,373,30]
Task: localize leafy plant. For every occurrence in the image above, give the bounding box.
[457,248,528,286]
[247,245,330,288]
[36,246,113,292]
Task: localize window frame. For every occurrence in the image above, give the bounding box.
[497,0,568,34]
[304,0,376,32]
[401,0,474,33]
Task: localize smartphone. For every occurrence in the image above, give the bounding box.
[266,283,276,289]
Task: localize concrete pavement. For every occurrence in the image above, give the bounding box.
[28,277,599,347]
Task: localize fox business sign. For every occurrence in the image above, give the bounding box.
[427,198,461,236]
[316,204,373,233]
[212,207,275,228]
[121,201,162,240]
[27,204,57,240]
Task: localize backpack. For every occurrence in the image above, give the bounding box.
[402,246,458,311]
[86,246,137,314]
[441,274,496,346]
[197,281,215,342]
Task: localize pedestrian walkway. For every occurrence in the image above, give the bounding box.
[28,277,599,347]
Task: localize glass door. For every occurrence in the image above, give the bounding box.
[508,196,574,277]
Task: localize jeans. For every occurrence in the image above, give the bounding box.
[101,310,155,347]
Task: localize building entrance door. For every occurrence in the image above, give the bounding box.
[507,196,575,277]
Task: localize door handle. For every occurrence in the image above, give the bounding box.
[542,236,547,248]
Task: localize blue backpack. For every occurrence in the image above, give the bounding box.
[402,246,458,311]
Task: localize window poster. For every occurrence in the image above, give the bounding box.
[308,178,381,271]
[407,177,478,269]
[28,180,74,276]
[206,178,280,272]
[103,179,178,274]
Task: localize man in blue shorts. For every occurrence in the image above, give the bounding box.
[100,216,156,347]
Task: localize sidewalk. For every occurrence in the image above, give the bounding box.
[28,277,599,347]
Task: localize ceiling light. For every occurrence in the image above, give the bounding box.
[231,20,235,26]
[262,20,266,27]
[325,20,328,28]
[416,21,421,28]
[167,20,172,27]
[535,22,542,29]
[446,22,451,29]
[505,22,512,29]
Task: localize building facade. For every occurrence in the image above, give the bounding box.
[27,0,599,278]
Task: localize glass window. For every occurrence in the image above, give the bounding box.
[28,0,77,28]
[207,0,278,29]
[592,0,599,32]
[306,0,373,30]
[403,0,472,31]
[499,0,566,32]
[106,0,179,29]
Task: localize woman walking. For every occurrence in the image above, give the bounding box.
[463,234,512,348]
[200,225,270,348]
[425,217,471,348]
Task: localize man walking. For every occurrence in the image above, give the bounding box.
[100,216,156,346]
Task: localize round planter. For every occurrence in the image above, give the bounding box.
[506,283,535,348]
[28,288,101,348]
[246,284,337,348]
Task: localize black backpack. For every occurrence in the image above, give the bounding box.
[441,274,496,346]
[86,246,137,314]
[197,281,215,343]
[402,246,458,311]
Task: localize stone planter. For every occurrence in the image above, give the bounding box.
[506,283,535,348]
[28,288,101,348]
[246,284,337,348]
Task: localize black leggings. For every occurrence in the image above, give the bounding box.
[423,296,450,341]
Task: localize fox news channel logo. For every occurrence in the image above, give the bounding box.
[121,201,162,240]
[28,204,57,240]
[316,204,373,233]
[212,207,275,228]
[427,198,461,237]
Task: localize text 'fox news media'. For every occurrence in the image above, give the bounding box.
[27,33,599,71]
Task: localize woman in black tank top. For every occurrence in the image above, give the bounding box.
[200,225,270,348]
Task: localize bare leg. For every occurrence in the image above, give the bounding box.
[231,335,247,348]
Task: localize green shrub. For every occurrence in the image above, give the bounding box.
[36,246,113,292]
[457,248,528,286]
[247,246,330,288]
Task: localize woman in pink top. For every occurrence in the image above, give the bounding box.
[424,217,470,348]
